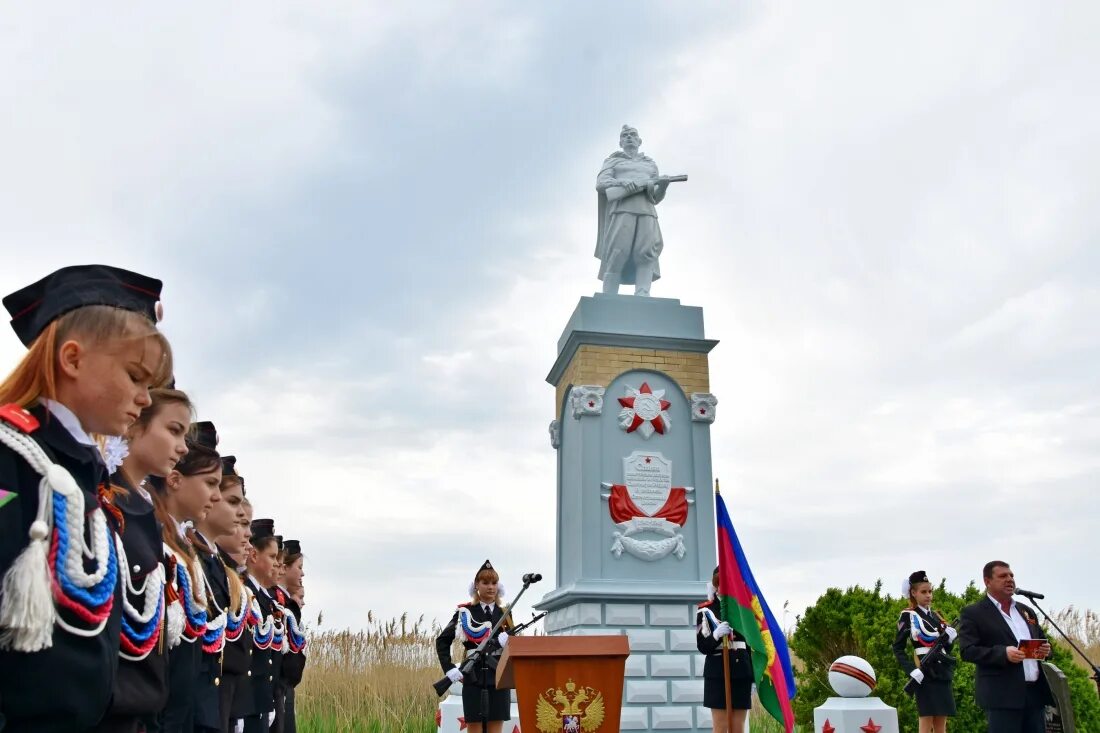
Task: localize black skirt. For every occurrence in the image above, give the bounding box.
[703,675,752,710]
[915,677,955,717]
[461,683,511,721]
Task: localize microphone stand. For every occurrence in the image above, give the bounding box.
[1026,596,1100,697]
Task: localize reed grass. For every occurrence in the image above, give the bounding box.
[296,613,443,732]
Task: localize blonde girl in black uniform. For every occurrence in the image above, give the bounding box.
[435,560,513,733]
[697,566,753,733]
[892,570,957,733]
[0,265,171,733]
[148,432,223,732]
[97,388,192,733]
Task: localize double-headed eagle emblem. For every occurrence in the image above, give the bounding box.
[535,679,605,732]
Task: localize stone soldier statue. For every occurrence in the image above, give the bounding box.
[595,125,686,296]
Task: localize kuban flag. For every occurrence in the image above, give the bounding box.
[715,490,797,731]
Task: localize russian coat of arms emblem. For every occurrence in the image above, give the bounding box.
[535,679,605,732]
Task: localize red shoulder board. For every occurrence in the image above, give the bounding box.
[456,602,472,608]
[0,404,39,433]
[697,600,713,608]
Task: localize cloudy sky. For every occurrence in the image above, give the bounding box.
[2,2,1098,632]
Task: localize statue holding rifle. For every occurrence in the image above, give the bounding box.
[595,125,687,296]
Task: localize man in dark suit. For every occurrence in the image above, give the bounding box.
[959,560,1053,732]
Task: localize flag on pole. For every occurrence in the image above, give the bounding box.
[715,489,797,731]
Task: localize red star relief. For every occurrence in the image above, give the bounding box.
[821,720,835,733]
[618,382,671,438]
[860,718,882,733]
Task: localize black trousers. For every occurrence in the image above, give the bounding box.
[984,682,1047,733]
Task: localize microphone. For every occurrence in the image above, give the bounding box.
[1015,588,1045,600]
[522,572,543,584]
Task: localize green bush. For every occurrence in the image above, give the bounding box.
[789,580,1100,732]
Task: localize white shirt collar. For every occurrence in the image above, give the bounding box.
[988,593,1014,611]
[249,574,271,597]
[42,399,97,447]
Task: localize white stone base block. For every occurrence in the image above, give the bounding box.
[652,705,696,728]
[814,697,899,733]
[620,706,651,730]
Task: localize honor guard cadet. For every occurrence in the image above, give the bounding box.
[193,442,248,732]
[435,559,513,733]
[892,570,958,732]
[0,265,171,733]
[275,539,307,733]
[213,455,254,733]
[148,422,224,732]
[96,389,193,733]
[242,518,282,733]
[696,566,753,733]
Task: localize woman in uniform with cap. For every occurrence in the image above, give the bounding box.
[892,570,957,733]
[97,388,193,733]
[696,566,753,733]
[277,539,307,733]
[147,425,223,732]
[0,265,172,733]
[241,518,282,733]
[435,559,513,733]
[193,449,249,732]
[212,457,253,733]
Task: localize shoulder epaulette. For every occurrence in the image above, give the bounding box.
[0,404,39,434]
[457,601,472,608]
[697,600,713,608]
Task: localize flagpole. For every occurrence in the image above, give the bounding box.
[717,479,734,732]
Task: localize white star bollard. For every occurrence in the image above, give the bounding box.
[813,656,899,733]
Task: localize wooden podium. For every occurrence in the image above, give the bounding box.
[496,635,629,732]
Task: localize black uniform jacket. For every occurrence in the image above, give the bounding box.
[891,607,955,678]
[0,404,122,733]
[216,545,252,677]
[106,474,170,717]
[695,599,753,680]
[242,575,279,715]
[279,594,306,688]
[435,602,509,688]
[194,537,231,729]
[959,597,1052,710]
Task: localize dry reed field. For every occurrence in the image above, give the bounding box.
[296,613,443,732]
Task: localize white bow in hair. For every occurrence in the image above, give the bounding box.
[468,581,506,598]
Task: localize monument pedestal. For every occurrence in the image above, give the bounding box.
[814,697,899,733]
[538,294,720,731]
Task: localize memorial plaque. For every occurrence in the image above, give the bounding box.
[622,451,672,516]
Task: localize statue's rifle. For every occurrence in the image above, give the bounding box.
[604,174,688,202]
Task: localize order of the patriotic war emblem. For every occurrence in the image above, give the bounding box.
[535,679,605,732]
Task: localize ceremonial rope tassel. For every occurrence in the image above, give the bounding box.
[698,606,722,638]
[197,562,226,654]
[455,606,493,645]
[909,610,942,645]
[274,600,306,653]
[223,582,249,643]
[248,596,275,650]
[116,536,166,660]
[0,423,118,652]
[172,553,208,642]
